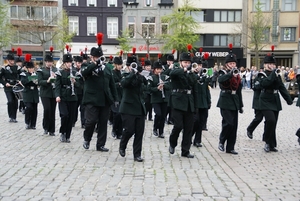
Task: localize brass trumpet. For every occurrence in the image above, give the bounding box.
[130,62,138,69]
[201,68,207,75]
[275,69,281,76]
[232,68,240,76]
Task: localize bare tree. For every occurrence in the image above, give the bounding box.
[235,0,272,67]
[11,0,73,60]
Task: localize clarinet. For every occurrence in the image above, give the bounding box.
[158,73,165,99]
[70,65,75,96]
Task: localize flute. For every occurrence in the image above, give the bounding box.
[158,73,165,99]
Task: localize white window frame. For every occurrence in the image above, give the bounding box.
[87,17,97,36]
[69,0,78,6]
[128,16,136,38]
[281,27,296,41]
[190,11,204,23]
[69,16,79,36]
[107,17,118,39]
[142,17,156,38]
[282,0,296,11]
[253,0,270,11]
[87,0,96,7]
[108,0,117,7]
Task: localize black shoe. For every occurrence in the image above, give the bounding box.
[66,138,71,143]
[169,146,175,154]
[83,141,90,149]
[153,129,158,136]
[25,124,30,129]
[194,143,202,147]
[111,130,116,138]
[148,118,153,121]
[119,149,126,157]
[12,119,17,123]
[158,133,164,138]
[97,146,109,152]
[264,144,270,152]
[22,110,25,114]
[81,125,85,129]
[202,128,208,131]
[9,118,14,123]
[218,143,224,152]
[116,135,122,139]
[181,153,194,158]
[31,127,36,130]
[60,134,66,142]
[247,130,253,139]
[44,130,48,135]
[134,156,144,162]
[270,147,278,152]
[226,150,238,155]
[49,132,55,136]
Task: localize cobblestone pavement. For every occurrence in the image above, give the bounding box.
[0,87,299,201]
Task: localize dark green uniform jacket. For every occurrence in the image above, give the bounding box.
[20,72,39,103]
[37,66,57,98]
[0,65,22,92]
[112,69,123,102]
[195,73,211,109]
[252,75,262,110]
[55,69,78,102]
[148,74,170,104]
[169,67,198,112]
[217,70,243,110]
[119,72,147,116]
[81,63,118,106]
[258,70,292,111]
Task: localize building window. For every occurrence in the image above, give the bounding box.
[87,0,96,7]
[253,0,270,11]
[194,35,204,47]
[44,7,58,25]
[282,0,296,11]
[214,10,241,22]
[128,16,135,38]
[145,0,152,6]
[108,0,117,7]
[87,17,97,36]
[69,16,79,36]
[214,35,240,47]
[261,28,270,42]
[161,23,168,35]
[190,11,205,23]
[142,17,155,38]
[281,27,296,41]
[107,17,118,39]
[69,0,78,6]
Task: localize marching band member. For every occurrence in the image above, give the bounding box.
[192,51,211,148]
[72,55,85,129]
[143,54,153,121]
[20,54,39,129]
[55,46,78,143]
[0,49,22,123]
[37,47,57,136]
[111,51,124,139]
[217,44,243,155]
[15,48,25,114]
[148,59,170,138]
[168,44,198,158]
[82,33,118,151]
[119,48,147,162]
[258,46,293,152]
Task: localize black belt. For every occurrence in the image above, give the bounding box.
[62,85,71,89]
[26,86,37,90]
[262,89,278,94]
[221,90,236,94]
[172,89,192,94]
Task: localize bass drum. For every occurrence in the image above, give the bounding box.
[12,83,24,101]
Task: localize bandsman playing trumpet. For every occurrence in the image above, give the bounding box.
[257,46,293,152]
[192,51,211,148]
[82,33,118,152]
[55,47,78,143]
[20,54,39,130]
[148,60,170,139]
[37,47,57,136]
[217,44,243,155]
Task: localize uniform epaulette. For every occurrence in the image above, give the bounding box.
[17,66,21,70]
[20,72,26,76]
[55,70,62,76]
[37,68,43,72]
[258,72,267,78]
[165,75,170,80]
[218,69,227,75]
[147,76,153,81]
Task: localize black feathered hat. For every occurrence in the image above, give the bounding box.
[63,45,73,63]
[225,44,237,64]
[264,45,276,64]
[91,33,104,57]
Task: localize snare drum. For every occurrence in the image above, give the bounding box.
[12,83,24,101]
